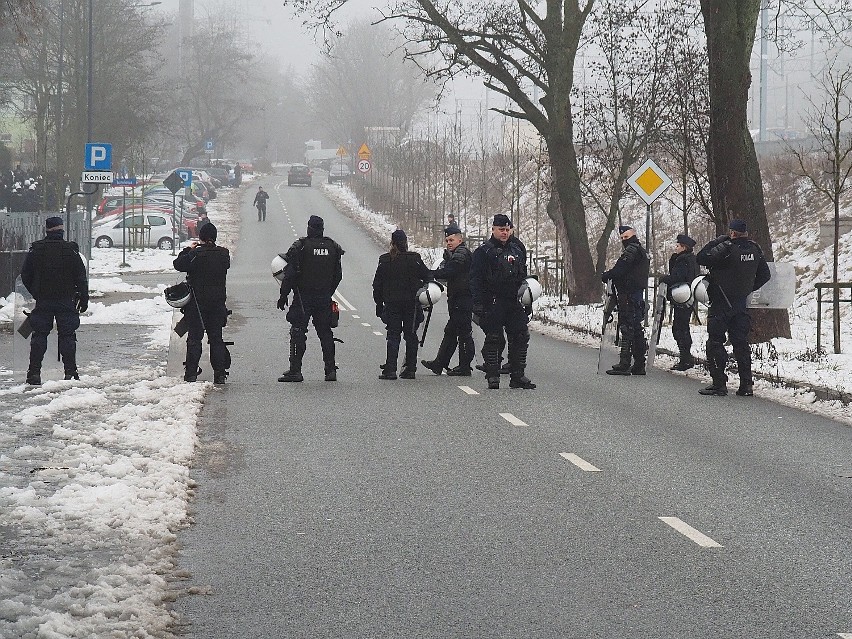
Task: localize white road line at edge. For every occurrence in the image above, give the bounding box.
[559,453,601,472]
[499,413,528,427]
[458,386,479,395]
[361,322,371,327]
[837,634,852,638]
[335,291,357,310]
[372,331,383,336]
[659,517,723,548]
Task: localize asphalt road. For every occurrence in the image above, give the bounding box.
[174,171,852,638]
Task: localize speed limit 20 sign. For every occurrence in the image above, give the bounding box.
[358,159,372,174]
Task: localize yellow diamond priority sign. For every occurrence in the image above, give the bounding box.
[627,159,672,205]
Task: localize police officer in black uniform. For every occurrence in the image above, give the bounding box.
[696,219,771,397]
[277,215,344,382]
[470,214,535,390]
[20,216,88,385]
[253,186,269,221]
[601,225,651,376]
[173,222,232,384]
[660,233,699,371]
[373,229,431,380]
[421,223,475,376]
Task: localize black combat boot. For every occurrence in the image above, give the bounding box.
[26,369,41,386]
[184,365,202,382]
[213,370,227,384]
[509,376,536,389]
[630,356,646,376]
[699,381,728,396]
[64,371,80,381]
[324,363,338,382]
[606,343,633,376]
[671,349,695,371]
[279,340,304,382]
[420,359,444,375]
[736,381,754,396]
[400,367,416,379]
[380,341,400,380]
[446,365,472,376]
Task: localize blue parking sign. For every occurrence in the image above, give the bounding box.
[85,143,112,170]
[177,170,193,187]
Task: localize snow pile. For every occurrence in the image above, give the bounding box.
[0,368,207,638]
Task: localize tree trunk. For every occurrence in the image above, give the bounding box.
[700,0,791,341]
[545,133,598,303]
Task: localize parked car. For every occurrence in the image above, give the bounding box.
[92,211,180,251]
[205,167,231,187]
[288,164,312,186]
[328,159,351,184]
[198,179,217,200]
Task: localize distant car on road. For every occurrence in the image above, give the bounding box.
[328,159,351,184]
[288,164,312,186]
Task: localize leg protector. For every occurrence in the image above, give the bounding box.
[732,341,753,386]
[506,330,530,379]
[288,326,307,372]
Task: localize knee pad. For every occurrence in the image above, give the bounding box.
[484,333,502,348]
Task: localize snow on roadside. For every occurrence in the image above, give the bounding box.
[0,368,207,638]
[0,179,248,638]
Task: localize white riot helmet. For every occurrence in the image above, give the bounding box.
[690,275,710,306]
[164,282,192,308]
[669,282,693,307]
[517,276,542,306]
[417,281,444,308]
[271,253,287,282]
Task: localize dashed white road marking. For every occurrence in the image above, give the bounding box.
[372,331,383,336]
[559,453,601,472]
[335,291,357,310]
[458,386,479,395]
[351,315,360,319]
[361,322,371,327]
[499,413,527,426]
[836,634,852,638]
[659,517,723,548]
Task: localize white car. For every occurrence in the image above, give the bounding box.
[92,213,179,251]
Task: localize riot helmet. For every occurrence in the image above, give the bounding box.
[164,282,192,308]
[517,276,542,305]
[690,275,710,306]
[271,253,287,282]
[417,281,444,308]
[669,282,693,307]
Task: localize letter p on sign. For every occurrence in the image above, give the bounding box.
[85,143,112,170]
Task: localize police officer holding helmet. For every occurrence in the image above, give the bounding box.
[601,225,651,376]
[173,222,231,384]
[660,233,698,371]
[470,213,535,390]
[21,216,88,385]
[696,219,771,397]
[277,215,344,382]
[421,223,474,376]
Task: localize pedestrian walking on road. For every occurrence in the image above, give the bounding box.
[470,214,536,389]
[173,222,232,384]
[373,229,431,380]
[421,223,475,376]
[601,225,651,376]
[20,216,88,384]
[277,215,345,382]
[253,186,269,221]
[660,233,699,371]
[696,219,771,397]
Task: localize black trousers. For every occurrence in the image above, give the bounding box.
[616,292,647,362]
[479,297,530,379]
[434,299,474,368]
[381,300,423,372]
[671,305,693,352]
[706,300,751,386]
[285,292,335,370]
[185,302,231,374]
[29,298,80,374]
[257,203,266,221]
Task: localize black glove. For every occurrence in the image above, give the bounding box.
[707,239,732,261]
[524,304,533,317]
[277,296,288,310]
[375,303,384,318]
[76,295,88,314]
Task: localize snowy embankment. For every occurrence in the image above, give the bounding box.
[322,182,852,425]
[0,180,247,638]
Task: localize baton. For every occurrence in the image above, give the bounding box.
[419,305,433,347]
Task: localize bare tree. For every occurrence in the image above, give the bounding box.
[286,0,603,303]
[307,19,436,148]
[0,0,38,42]
[788,60,852,353]
[699,0,791,341]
